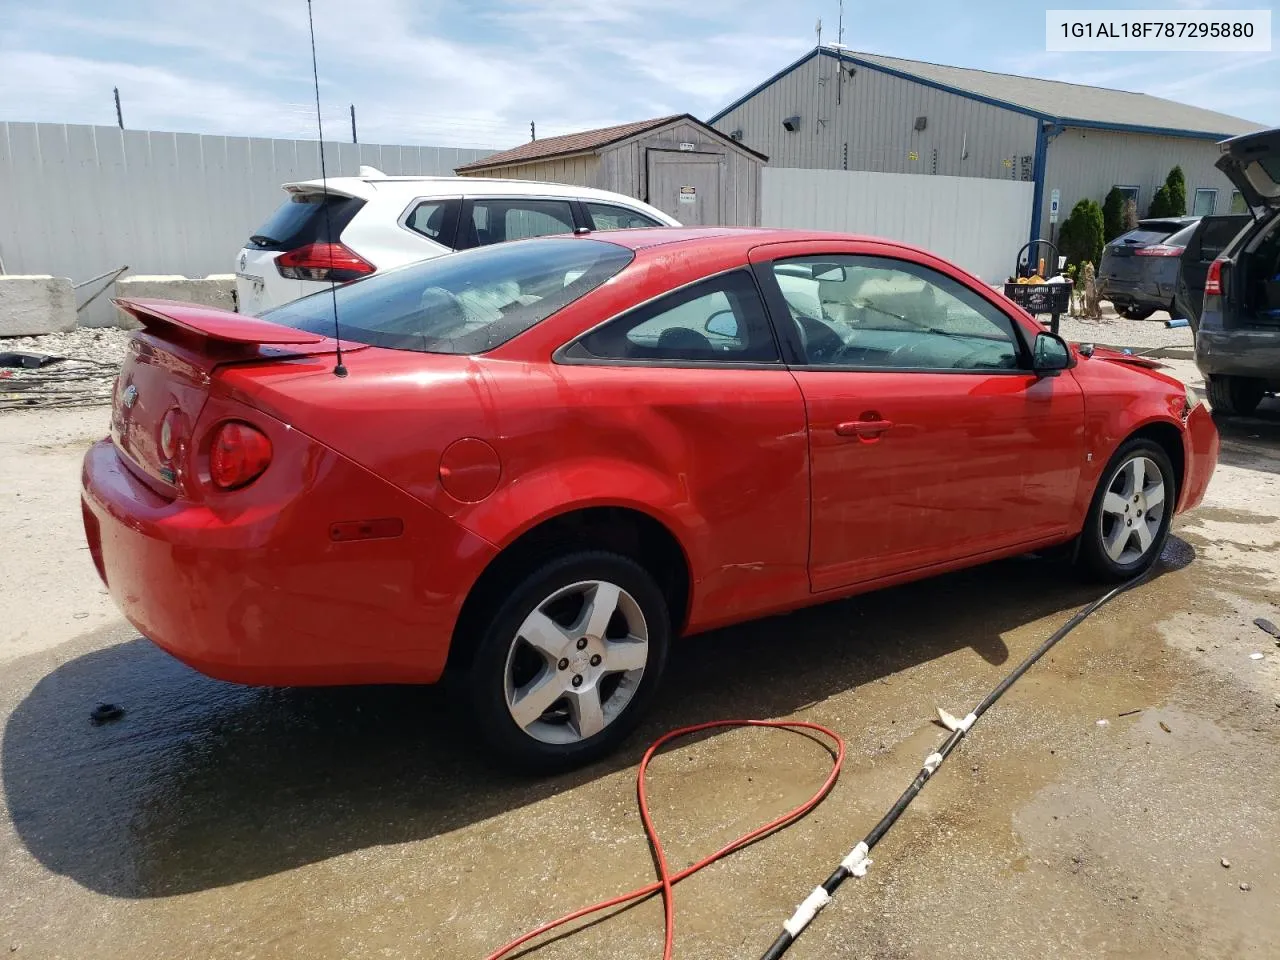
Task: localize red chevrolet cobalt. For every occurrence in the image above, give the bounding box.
[82,228,1218,770]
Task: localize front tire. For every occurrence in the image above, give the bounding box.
[1206,375,1265,417]
[1076,439,1175,581]
[466,551,670,772]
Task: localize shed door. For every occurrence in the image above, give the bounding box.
[647,151,722,226]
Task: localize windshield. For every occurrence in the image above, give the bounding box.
[264,237,634,354]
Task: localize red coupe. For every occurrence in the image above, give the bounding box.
[82,227,1218,769]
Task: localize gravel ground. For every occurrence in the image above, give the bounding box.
[1057,307,1194,354]
[0,327,130,411]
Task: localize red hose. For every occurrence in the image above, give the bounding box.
[484,719,846,960]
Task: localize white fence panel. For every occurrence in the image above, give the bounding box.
[0,122,494,325]
[761,168,1035,284]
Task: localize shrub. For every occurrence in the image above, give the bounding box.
[1166,165,1187,217]
[1058,198,1105,269]
[1148,166,1187,217]
[1103,187,1127,241]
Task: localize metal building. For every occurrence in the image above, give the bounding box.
[454,115,767,226]
[710,47,1264,243]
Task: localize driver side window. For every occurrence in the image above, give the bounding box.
[771,256,1022,371]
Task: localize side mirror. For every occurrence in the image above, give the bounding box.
[706,311,739,338]
[1032,331,1072,372]
[812,263,847,282]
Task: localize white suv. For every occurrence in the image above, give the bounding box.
[235,169,680,313]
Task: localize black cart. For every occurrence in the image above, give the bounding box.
[1003,239,1072,335]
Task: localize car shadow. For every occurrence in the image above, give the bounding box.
[1214,397,1280,475]
[2,547,1190,899]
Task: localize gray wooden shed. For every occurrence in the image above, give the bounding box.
[454,115,768,226]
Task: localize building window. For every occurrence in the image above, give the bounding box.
[1192,188,1217,217]
[1230,190,1248,214]
[1114,185,1140,207]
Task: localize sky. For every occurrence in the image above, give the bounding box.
[0,0,1275,150]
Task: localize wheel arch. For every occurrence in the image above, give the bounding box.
[1124,418,1186,506]
[447,503,694,675]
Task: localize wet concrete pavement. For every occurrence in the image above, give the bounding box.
[2,394,1279,959]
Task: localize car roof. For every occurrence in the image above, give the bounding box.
[282,174,666,206]
[567,225,926,253]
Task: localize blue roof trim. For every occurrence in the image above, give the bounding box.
[707,46,1240,142]
[707,49,824,125]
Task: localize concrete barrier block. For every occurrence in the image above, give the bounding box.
[0,275,77,337]
[106,274,238,328]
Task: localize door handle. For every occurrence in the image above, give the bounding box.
[835,418,894,438]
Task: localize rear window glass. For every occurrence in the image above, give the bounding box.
[1114,229,1174,246]
[263,237,634,355]
[247,193,363,250]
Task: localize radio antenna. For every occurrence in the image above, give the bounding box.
[306,0,347,377]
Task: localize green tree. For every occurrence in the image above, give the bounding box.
[1103,186,1127,241]
[1166,165,1187,216]
[1148,184,1174,217]
[1058,198,1105,270]
[1148,166,1187,217]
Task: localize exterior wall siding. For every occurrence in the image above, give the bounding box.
[0,122,494,324]
[1040,126,1239,238]
[458,119,763,225]
[599,119,761,225]
[762,167,1035,283]
[455,154,601,186]
[712,54,1039,181]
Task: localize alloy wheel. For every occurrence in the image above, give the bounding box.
[1098,455,1166,565]
[503,580,649,744]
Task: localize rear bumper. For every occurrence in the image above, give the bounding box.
[1178,403,1218,513]
[1195,327,1280,381]
[81,436,497,686]
[1098,277,1171,310]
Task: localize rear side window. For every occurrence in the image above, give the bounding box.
[1199,217,1250,260]
[263,237,633,355]
[585,202,663,230]
[246,193,364,250]
[404,199,460,246]
[568,271,779,363]
[457,199,577,248]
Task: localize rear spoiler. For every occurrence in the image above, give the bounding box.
[113,298,325,345]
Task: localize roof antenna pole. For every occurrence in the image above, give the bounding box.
[306,0,347,378]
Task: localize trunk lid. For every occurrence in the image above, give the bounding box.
[109,298,353,497]
[1216,128,1280,213]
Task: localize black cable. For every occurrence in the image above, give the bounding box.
[304,0,346,378]
[757,567,1156,959]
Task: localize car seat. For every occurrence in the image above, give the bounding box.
[656,326,717,359]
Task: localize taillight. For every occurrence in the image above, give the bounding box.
[1134,244,1185,257]
[275,242,374,282]
[209,421,272,490]
[1204,258,1225,296]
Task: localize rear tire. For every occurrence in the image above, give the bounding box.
[1076,439,1175,582]
[1119,305,1155,321]
[465,551,669,772]
[1206,375,1265,417]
